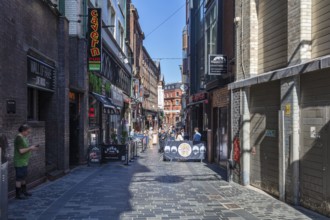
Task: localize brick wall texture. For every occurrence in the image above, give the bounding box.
[0,0,70,191]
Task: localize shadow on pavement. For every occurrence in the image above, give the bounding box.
[8,157,151,220]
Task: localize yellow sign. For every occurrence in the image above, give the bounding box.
[285,104,291,116]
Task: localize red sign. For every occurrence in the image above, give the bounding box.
[88,8,102,71]
[89,107,95,118]
[192,92,207,102]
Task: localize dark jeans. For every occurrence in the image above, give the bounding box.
[15,166,28,181]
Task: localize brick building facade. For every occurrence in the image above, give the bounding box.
[0,0,70,192]
[164,83,183,128]
[230,0,330,216]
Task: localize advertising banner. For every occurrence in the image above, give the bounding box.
[163,141,206,161]
[88,8,102,72]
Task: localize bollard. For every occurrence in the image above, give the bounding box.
[125,143,129,165]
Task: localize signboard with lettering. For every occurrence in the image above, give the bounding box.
[111,85,124,107]
[88,8,102,72]
[88,146,102,165]
[27,57,55,92]
[208,54,227,75]
[163,141,206,161]
[102,144,126,161]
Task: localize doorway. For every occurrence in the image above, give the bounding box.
[69,92,80,166]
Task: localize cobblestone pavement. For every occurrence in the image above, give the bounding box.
[8,147,328,220]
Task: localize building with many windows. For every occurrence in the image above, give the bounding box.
[164,83,183,128]
[184,0,235,167]
[140,48,160,130]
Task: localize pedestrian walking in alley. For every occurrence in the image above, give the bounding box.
[193,127,202,142]
[158,129,167,153]
[14,124,39,199]
[148,127,154,148]
[181,128,188,140]
[175,131,184,141]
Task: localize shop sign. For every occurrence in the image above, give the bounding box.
[87,8,102,72]
[285,104,291,116]
[88,146,101,164]
[102,144,126,161]
[27,57,55,92]
[192,92,207,102]
[111,85,123,107]
[133,79,140,98]
[6,100,16,114]
[208,54,227,75]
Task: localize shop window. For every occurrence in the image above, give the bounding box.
[27,88,39,121]
[176,117,180,122]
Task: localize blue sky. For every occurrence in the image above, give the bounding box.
[132,0,185,84]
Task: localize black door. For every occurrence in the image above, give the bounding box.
[69,102,80,166]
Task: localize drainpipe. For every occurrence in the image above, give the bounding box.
[241,87,250,186]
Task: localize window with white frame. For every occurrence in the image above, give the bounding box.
[110,4,116,34]
[118,22,124,50]
[205,2,218,73]
[118,0,125,15]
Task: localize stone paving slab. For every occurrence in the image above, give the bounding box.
[8,147,329,220]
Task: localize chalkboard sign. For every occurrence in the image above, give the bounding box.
[88,146,102,165]
[102,145,126,161]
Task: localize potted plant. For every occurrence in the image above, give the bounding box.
[111,133,118,144]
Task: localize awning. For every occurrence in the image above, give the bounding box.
[186,99,208,107]
[115,106,121,115]
[91,92,116,114]
[103,96,121,115]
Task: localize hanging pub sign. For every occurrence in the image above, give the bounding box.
[27,56,55,92]
[208,54,227,75]
[88,8,102,72]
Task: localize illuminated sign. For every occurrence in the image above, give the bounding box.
[88,8,102,71]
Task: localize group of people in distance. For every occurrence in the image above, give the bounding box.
[158,126,202,153]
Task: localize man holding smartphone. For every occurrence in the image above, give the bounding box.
[14,124,39,199]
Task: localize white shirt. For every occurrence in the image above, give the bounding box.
[175,134,184,141]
